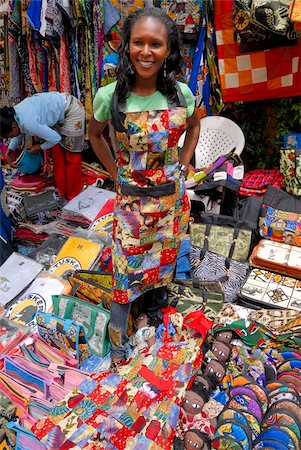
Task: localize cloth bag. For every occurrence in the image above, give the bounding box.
[190,212,255,262]
[52,294,110,357]
[68,270,112,308]
[280,147,301,196]
[36,311,91,367]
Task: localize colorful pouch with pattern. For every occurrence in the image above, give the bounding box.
[259,206,301,246]
[214,419,252,450]
[238,268,301,310]
[217,408,260,440]
[263,408,301,440]
[278,358,301,373]
[253,438,292,450]
[36,311,91,367]
[68,270,112,308]
[190,212,255,262]
[256,426,297,449]
[7,422,46,450]
[52,294,110,357]
[29,333,78,367]
[167,281,224,318]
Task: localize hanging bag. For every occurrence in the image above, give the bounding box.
[52,294,110,357]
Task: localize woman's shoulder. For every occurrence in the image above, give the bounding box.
[176,81,194,98]
[95,81,117,99]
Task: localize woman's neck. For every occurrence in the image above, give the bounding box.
[131,76,157,97]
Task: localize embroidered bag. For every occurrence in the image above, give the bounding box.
[190,214,254,263]
[68,270,112,308]
[35,311,92,367]
[280,147,301,196]
[52,294,110,357]
[167,281,224,319]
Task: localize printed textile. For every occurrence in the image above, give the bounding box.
[32,312,207,449]
[214,0,301,102]
[112,101,190,304]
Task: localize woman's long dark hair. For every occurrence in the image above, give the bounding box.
[0,106,15,137]
[116,7,182,105]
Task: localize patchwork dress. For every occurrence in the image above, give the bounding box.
[110,83,191,304]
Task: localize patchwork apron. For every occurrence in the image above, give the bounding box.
[111,84,190,304]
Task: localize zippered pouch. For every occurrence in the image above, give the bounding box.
[36,311,92,366]
[7,422,46,450]
[68,270,112,308]
[3,355,50,400]
[52,294,110,357]
[30,334,78,367]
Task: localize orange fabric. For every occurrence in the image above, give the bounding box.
[215,0,301,102]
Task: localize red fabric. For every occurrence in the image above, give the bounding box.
[238,169,284,196]
[51,144,83,200]
[215,0,301,102]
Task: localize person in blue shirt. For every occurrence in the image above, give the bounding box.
[0,92,85,200]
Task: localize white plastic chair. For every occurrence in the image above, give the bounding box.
[178,116,245,211]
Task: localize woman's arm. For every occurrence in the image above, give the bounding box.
[179,111,200,169]
[88,116,118,181]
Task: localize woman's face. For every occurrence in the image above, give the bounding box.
[129,16,170,83]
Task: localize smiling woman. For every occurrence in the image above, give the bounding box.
[88,7,200,367]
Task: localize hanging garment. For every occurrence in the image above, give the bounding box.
[110,85,190,304]
[214,0,301,102]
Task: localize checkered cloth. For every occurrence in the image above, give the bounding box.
[214,0,301,102]
[238,169,284,197]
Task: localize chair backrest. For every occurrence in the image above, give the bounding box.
[178,116,245,168]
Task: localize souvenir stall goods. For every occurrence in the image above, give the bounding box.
[68,270,112,308]
[4,272,70,328]
[280,147,301,196]
[0,253,43,307]
[52,294,110,357]
[31,310,212,449]
[27,234,69,269]
[238,169,284,197]
[259,206,301,246]
[36,311,92,367]
[61,186,116,227]
[0,316,29,357]
[239,268,301,311]
[48,236,103,278]
[249,239,301,279]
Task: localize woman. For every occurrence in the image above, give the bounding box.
[88,7,200,366]
[0,92,85,200]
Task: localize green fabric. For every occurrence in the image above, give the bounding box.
[93,80,195,122]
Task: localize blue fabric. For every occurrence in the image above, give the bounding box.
[0,167,12,244]
[26,0,42,31]
[15,149,43,174]
[8,92,66,151]
[175,238,190,279]
[104,0,120,34]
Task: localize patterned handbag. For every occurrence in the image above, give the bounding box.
[52,294,110,357]
[190,247,249,303]
[280,147,301,196]
[167,281,224,319]
[259,206,301,246]
[239,268,301,311]
[190,212,255,262]
[68,270,112,308]
[36,312,91,367]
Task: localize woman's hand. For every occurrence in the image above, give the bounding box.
[5,150,16,167]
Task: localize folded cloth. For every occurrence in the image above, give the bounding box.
[238,169,284,197]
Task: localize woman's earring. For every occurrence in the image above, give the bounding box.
[163,59,167,78]
[128,62,135,75]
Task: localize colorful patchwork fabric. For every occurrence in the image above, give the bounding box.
[32,317,205,449]
[238,169,284,197]
[259,206,301,246]
[112,98,190,304]
[214,0,301,102]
